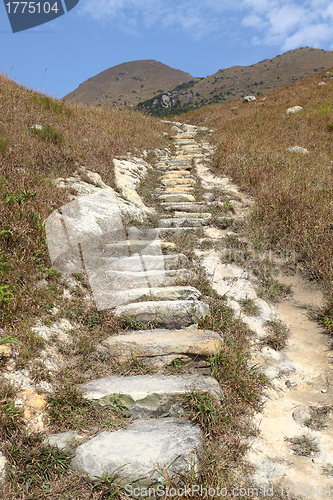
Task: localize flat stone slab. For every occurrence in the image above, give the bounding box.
[111,300,209,329]
[97,327,222,366]
[159,218,208,228]
[161,202,208,212]
[91,253,189,271]
[157,194,196,203]
[161,178,196,187]
[108,286,201,305]
[160,185,195,192]
[81,374,223,409]
[0,451,8,486]
[161,171,193,179]
[43,431,85,451]
[173,212,211,219]
[71,418,203,485]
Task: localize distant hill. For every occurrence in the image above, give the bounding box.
[63,60,197,109]
[63,47,333,115]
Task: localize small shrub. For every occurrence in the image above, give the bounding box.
[0,136,10,155]
[240,298,260,316]
[262,319,290,350]
[286,435,319,456]
[32,123,63,144]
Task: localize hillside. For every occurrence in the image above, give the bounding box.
[180,66,333,309]
[63,47,333,115]
[1,65,333,499]
[63,59,197,109]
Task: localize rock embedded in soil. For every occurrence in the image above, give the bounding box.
[157,193,196,203]
[71,418,203,486]
[0,452,8,485]
[43,431,85,451]
[97,327,222,367]
[81,374,223,412]
[111,300,209,329]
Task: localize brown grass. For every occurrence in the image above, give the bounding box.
[181,68,333,321]
[0,73,167,332]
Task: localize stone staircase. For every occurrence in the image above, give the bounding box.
[42,123,229,489]
[6,119,332,498]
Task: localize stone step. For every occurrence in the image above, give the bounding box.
[155,186,195,193]
[71,418,203,486]
[90,271,198,310]
[81,374,223,416]
[157,193,196,203]
[91,268,196,292]
[173,133,195,139]
[106,286,202,306]
[97,326,222,368]
[160,202,208,212]
[87,253,190,271]
[160,178,196,187]
[99,240,168,257]
[159,218,208,228]
[158,164,193,172]
[156,227,203,236]
[111,300,209,329]
[160,171,194,179]
[172,212,211,219]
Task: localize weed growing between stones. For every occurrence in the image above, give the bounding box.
[239,299,260,316]
[304,405,333,430]
[286,435,319,457]
[261,319,290,351]
[47,381,127,432]
[0,384,24,440]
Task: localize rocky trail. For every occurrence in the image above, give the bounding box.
[1,121,333,498]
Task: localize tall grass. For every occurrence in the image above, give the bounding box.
[0,74,168,330]
[181,69,333,317]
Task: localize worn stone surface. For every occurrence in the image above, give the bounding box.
[44,431,85,451]
[97,327,222,366]
[285,106,303,114]
[71,418,203,485]
[157,193,196,203]
[287,146,309,154]
[108,286,202,306]
[159,218,208,228]
[0,451,8,485]
[111,300,209,329]
[243,95,256,102]
[81,374,223,409]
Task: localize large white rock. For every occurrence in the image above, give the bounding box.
[71,418,203,486]
[243,96,257,103]
[286,146,309,154]
[285,106,303,114]
[113,157,154,214]
[0,451,8,486]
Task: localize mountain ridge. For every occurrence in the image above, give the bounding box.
[63,47,333,114]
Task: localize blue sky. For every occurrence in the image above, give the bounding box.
[1,0,333,98]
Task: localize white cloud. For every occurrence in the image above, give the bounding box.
[77,0,333,50]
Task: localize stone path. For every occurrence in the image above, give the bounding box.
[2,120,333,496]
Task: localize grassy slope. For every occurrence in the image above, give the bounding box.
[1,68,329,499]
[0,73,169,331]
[64,59,196,109]
[180,68,333,317]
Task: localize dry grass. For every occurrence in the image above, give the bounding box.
[181,68,333,323]
[0,74,167,332]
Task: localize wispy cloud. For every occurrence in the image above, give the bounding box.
[241,0,333,49]
[78,0,333,50]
